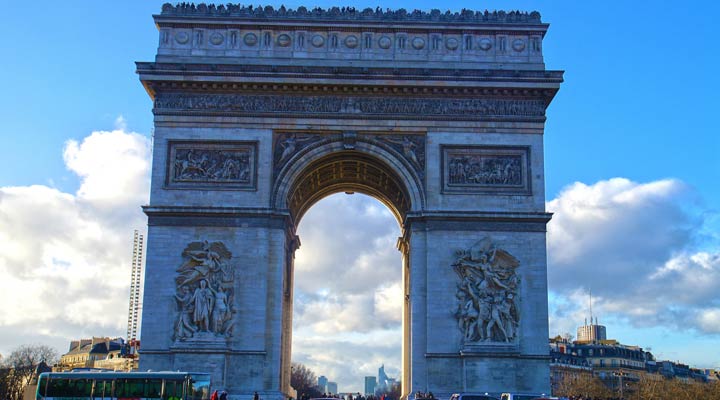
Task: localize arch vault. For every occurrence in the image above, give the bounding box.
[137,4,562,399]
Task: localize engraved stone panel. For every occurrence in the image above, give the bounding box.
[175,31,190,44]
[374,134,426,179]
[311,34,325,48]
[452,237,520,345]
[209,32,225,46]
[442,145,530,194]
[154,93,546,120]
[244,33,258,46]
[173,240,236,343]
[478,38,492,51]
[344,35,359,49]
[272,133,326,175]
[167,141,257,189]
[277,34,292,47]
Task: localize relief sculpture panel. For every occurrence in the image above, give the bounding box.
[167,141,256,189]
[174,241,236,342]
[375,135,425,179]
[154,93,546,120]
[453,237,520,344]
[272,133,326,177]
[442,145,530,194]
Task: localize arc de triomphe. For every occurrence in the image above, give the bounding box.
[137,4,562,398]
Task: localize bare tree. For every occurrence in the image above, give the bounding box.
[554,373,612,399]
[291,362,322,399]
[1,344,58,400]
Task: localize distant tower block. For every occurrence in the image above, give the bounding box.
[127,230,144,341]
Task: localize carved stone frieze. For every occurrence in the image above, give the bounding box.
[174,241,236,342]
[272,132,427,183]
[167,141,256,189]
[453,237,520,344]
[442,145,530,194]
[155,93,546,120]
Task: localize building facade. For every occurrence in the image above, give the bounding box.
[549,329,715,395]
[55,337,135,372]
[576,319,607,343]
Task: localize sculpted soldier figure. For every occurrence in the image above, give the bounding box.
[191,279,214,332]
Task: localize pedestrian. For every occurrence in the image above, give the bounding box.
[254,392,260,400]
[220,391,228,400]
[211,390,219,400]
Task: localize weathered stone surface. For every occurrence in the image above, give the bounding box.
[137,4,562,399]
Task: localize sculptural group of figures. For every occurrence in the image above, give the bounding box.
[173,148,251,183]
[448,155,522,186]
[174,241,236,340]
[453,237,520,343]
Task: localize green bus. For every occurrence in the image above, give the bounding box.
[35,371,211,400]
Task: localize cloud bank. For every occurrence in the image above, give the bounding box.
[547,178,719,337]
[0,126,150,356]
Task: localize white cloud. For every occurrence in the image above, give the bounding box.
[0,127,150,357]
[64,128,150,207]
[697,308,720,333]
[547,178,719,336]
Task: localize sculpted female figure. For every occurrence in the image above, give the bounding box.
[191,279,214,332]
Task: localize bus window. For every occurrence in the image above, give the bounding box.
[93,380,111,399]
[46,378,70,397]
[189,374,211,400]
[145,379,163,399]
[115,378,144,398]
[163,380,184,400]
[68,379,93,397]
[36,375,49,398]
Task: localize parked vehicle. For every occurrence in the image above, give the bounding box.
[449,392,500,400]
[499,394,552,400]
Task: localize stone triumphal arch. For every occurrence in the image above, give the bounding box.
[137,4,562,398]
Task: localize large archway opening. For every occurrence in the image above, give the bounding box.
[292,193,403,395]
[280,150,415,398]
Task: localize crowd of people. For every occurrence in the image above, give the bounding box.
[296,392,426,400]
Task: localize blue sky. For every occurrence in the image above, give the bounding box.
[1,0,718,393]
